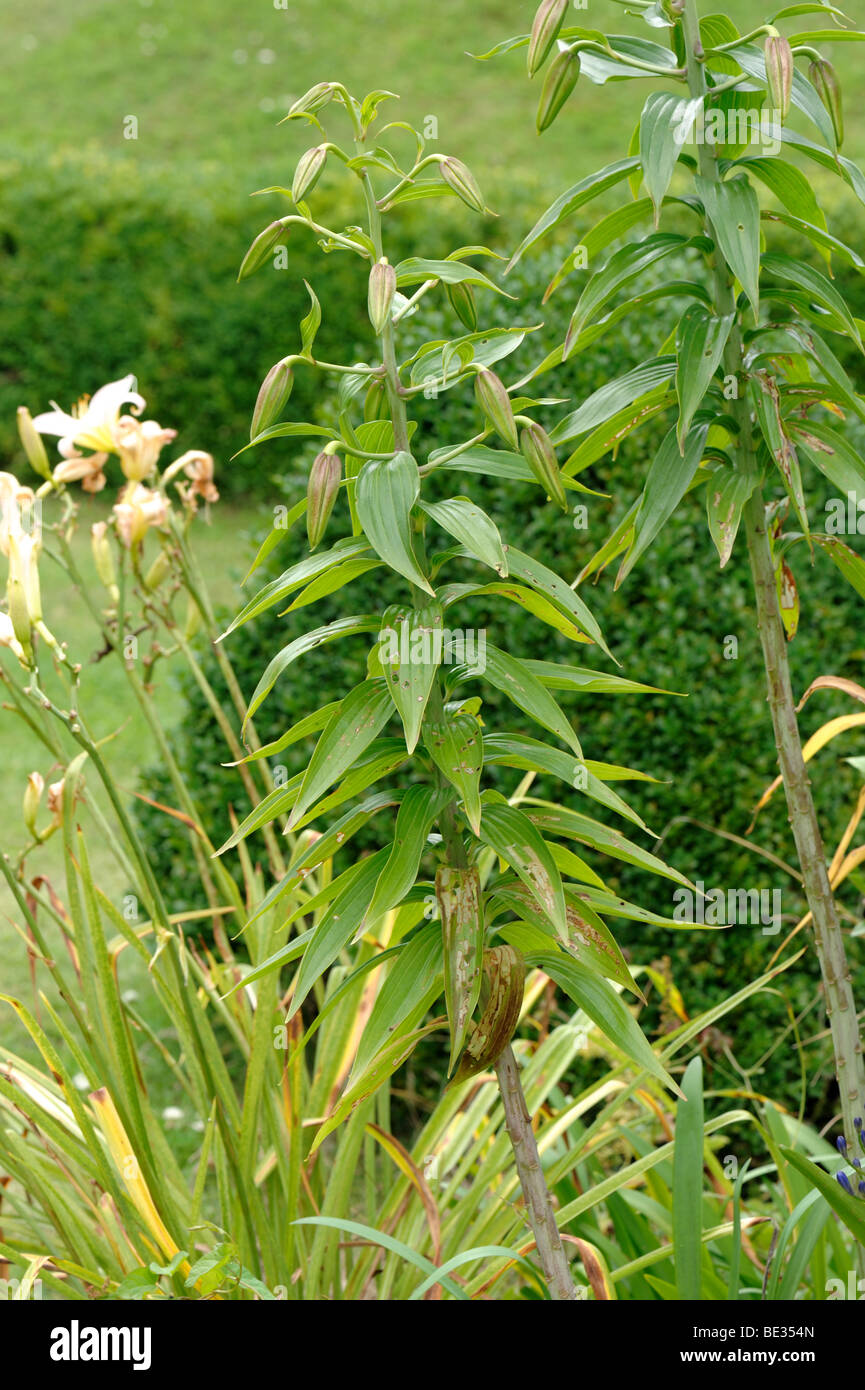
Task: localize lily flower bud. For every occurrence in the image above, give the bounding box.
[292,144,327,203]
[474,367,519,450]
[17,407,50,480]
[367,258,397,336]
[23,771,44,834]
[537,44,580,132]
[764,33,793,123]
[251,359,294,440]
[306,450,341,550]
[809,57,843,146]
[446,281,478,331]
[520,419,568,510]
[91,521,116,592]
[439,157,486,214]
[527,0,569,76]
[144,550,172,591]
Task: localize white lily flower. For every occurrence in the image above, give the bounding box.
[0,611,26,664]
[32,375,145,456]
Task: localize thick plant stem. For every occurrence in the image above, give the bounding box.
[358,150,576,1302]
[679,0,865,1143]
[495,1044,578,1300]
[744,490,865,1142]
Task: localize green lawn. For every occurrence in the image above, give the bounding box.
[1,0,864,206]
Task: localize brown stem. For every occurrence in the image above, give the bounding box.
[494,1044,578,1300]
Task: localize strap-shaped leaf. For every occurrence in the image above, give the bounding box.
[551,357,676,446]
[478,645,582,755]
[351,925,444,1080]
[378,601,443,752]
[287,848,391,1020]
[394,258,506,294]
[761,253,864,350]
[367,786,452,921]
[423,712,483,834]
[564,234,692,355]
[529,952,679,1093]
[749,373,811,545]
[522,659,679,698]
[675,306,734,450]
[244,615,379,726]
[355,450,435,594]
[529,803,692,886]
[478,800,567,940]
[617,423,709,585]
[436,865,485,1071]
[482,732,648,830]
[506,157,641,270]
[222,537,370,637]
[706,461,759,569]
[501,548,612,658]
[419,497,507,576]
[639,93,701,224]
[495,884,640,996]
[287,679,393,830]
[695,173,760,316]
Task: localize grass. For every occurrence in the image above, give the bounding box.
[1,0,864,209]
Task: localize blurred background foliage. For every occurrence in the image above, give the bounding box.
[3,0,865,1119]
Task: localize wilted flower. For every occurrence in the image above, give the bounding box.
[113,483,170,547]
[0,472,37,556]
[32,375,145,456]
[173,451,219,506]
[53,443,109,493]
[46,777,66,827]
[113,415,177,481]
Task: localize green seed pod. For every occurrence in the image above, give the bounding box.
[439,156,486,214]
[363,378,389,423]
[90,522,116,593]
[291,144,327,203]
[23,771,43,835]
[474,367,519,450]
[16,407,50,480]
[451,946,527,1084]
[7,573,32,652]
[251,358,293,441]
[527,0,569,76]
[306,451,341,550]
[764,33,793,123]
[809,58,843,147]
[445,280,478,332]
[520,420,568,511]
[537,45,580,132]
[367,258,396,336]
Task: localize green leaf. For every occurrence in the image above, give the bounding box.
[528,802,692,886]
[673,1057,704,1299]
[814,536,865,603]
[503,547,612,658]
[356,451,435,595]
[748,373,811,545]
[640,94,701,224]
[287,848,391,1019]
[695,173,760,316]
[351,925,443,1079]
[482,733,648,830]
[724,41,838,152]
[788,419,865,495]
[290,740,409,832]
[617,423,709,585]
[761,253,864,350]
[675,306,734,449]
[223,537,370,637]
[479,645,582,754]
[705,462,759,568]
[420,496,507,576]
[530,952,679,1092]
[495,884,640,995]
[522,660,679,698]
[244,615,379,726]
[735,156,826,229]
[551,357,676,446]
[377,601,443,753]
[394,258,507,295]
[299,279,321,357]
[367,786,450,921]
[507,157,641,271]
[408,328,529,390]
[565,234,692,354]
[423,712,483,835]
[478,800,567,939]
[287,679,393,830]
